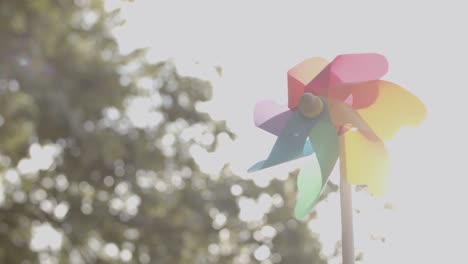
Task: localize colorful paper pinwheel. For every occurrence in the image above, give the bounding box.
[249,53,426,220]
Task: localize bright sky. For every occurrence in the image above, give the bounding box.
[106,1,468,263]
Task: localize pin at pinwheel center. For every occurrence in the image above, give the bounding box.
[299,93,323,118]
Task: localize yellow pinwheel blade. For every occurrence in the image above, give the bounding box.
[356,80,427,141]
[340,130,389,196]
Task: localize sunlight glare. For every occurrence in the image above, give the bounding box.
[30,224,63,252]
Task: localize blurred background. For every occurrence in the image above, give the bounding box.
[1,0,467,263]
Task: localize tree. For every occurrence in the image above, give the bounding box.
[0,0,328,263]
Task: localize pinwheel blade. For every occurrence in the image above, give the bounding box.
[309,105,340,181]
[287,57,329,109]
[294,157,322,220]
[327,80,381,109]
[305,53,388,97]
[294,106,339,219]
[248,110,317,172]
[356,80,427,141]
[254,100,293,136]
[340,130,389,195]
[326,98,378,141]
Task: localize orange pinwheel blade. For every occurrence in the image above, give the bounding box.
[340,130,389,196]
[356,80,427,141]
[325,98,378,141]
[287,57,329,109]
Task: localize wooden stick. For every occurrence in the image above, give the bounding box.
[340,170,355,264]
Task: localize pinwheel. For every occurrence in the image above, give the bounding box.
[248,53,426,263]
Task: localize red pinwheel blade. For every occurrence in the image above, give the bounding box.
[287,57,329,109]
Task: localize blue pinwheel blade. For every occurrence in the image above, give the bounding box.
[248,110,318,172]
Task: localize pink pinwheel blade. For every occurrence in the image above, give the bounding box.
[327,80,382,109]
[254,100,293,136]
[305,53,388,105]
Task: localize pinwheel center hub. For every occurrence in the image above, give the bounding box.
[299,93,323,119]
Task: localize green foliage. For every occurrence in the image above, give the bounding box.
[0,0,328,263]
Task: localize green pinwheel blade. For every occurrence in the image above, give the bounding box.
[294,157,322,220]
[309,107,340,182]
[294,105,339,220]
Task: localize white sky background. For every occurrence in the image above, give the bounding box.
[107,1,468,263]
